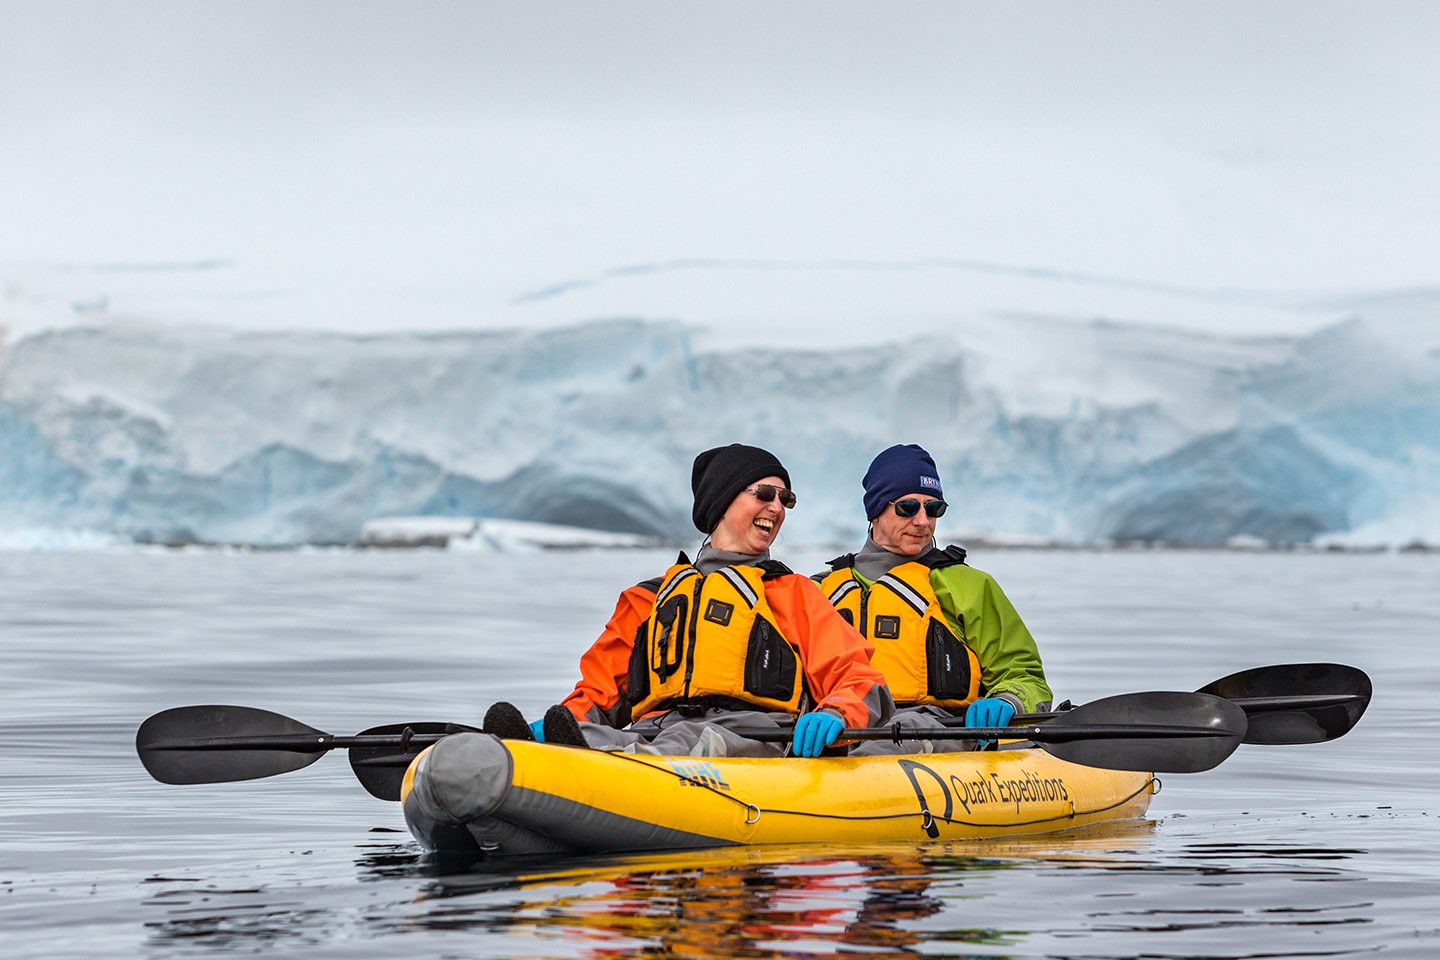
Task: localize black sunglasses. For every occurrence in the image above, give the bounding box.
[891,498,947,519]
[745,484,797,508]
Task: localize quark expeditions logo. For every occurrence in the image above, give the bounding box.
[897,758,1071,839]
[667,759,731,791]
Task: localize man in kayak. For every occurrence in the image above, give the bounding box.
[483,443,894,758]
[814,443,1052,754]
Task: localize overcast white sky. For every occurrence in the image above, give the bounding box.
[2,1,1437,335]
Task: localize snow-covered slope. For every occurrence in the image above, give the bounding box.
[2,283,1436,548]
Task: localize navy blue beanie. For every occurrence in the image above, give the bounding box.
[691,444,792,533]
[862,444,944,520]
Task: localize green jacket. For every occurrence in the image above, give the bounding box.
[927,559,1052,713]
[816,545,1053,713]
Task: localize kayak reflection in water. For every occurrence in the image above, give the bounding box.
[481,443,893,758]
[813,444,1053,755]
[544,853,953,958]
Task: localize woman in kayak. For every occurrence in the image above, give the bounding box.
[483,443,893,758]
[814,443,1052,754]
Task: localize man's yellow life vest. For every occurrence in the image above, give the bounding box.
[627,557,804,717]
[817,551,980,709]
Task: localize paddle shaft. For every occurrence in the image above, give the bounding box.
[145,722,1229,754]
[733,721,1239,745]
[144,731,451,754]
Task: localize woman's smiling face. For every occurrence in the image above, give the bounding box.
[709,475,789,553]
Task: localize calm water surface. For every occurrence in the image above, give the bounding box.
[1,547,1435,958]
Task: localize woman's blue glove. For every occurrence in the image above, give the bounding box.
[792,711,845,758]
[528,718,545,742]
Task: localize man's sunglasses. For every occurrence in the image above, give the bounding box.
[745,484,797,508]
[891,498,947,519]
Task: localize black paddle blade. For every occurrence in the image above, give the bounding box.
[136,705,330,785]
[1042,691,1247,773]
[348,722,478,801]
[1199,663,1371,744]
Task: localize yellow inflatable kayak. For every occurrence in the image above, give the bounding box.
[401,733,1158,858]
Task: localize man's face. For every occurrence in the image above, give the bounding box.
[870,492,943,557]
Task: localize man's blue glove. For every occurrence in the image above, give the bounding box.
[792,711,845,758]
[964,697,1016,729]
[528,718,546,742]
[964,697,1016,748]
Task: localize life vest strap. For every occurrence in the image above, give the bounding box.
[874,573,928,617]
[654,566,700,607]
[716,566,759,607]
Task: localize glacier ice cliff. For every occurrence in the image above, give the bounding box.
[1,295,1437,548]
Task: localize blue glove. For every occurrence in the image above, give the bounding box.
[964,697,1016,730]
[792,711,845,758]
[965,697,1016,748]
[528,718,546,742]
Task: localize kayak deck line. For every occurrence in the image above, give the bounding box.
[594,744,1160,833]
[756,776,1161,833]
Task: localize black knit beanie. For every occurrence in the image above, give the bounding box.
[690,443,792,533]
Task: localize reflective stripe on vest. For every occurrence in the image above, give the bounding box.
[628,561,803,716]
[818,562,981,709]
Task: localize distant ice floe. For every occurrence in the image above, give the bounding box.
[359,516,660,551]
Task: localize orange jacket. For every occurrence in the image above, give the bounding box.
[561,571,892,730]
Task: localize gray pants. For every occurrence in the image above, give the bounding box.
[578,708,792,758]
[849,704,978,756]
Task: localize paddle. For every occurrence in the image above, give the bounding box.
[962,662,1370,745]
[1194,662,1370,744]
[137,690,1244,802]
[135,705,475,787]
[733,691,1246,774]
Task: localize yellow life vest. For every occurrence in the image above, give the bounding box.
[627,557,805,717]
[817,550,981,709]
